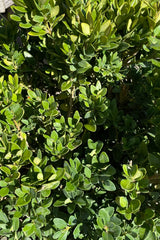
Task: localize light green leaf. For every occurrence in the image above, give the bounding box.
[22,149,32,161]
[0,210,8,223]
[116,196,128,208]
[51,5,59,17]
[19,23,32,28]
[120,179,135,191]
[54,218,67,229]
[12,5,27,12]
[84,123,96,132]
[73,223,83,239]
[150,59,160,68]
[28,90,37,99]
[23,223,35,237]
[0,166,11,175]
[81,23,90,36]
[42,100,49,110]
[100,20,111,33]
[102,231,114,240]
[12,217,19,231]
[28,30,46,36]
[10,103,24,121]
[84,166,91,178]
[61,81,72,91]
[33,15,44,23]
[99,152,109,163]
[154,25,160,37]
[41,181,60,190]
[73,111,80,122]
[0,187,9,197]
[93,66,100,72]
[103,180,116,191]
[16,194,31,206]
[10,15,21,22]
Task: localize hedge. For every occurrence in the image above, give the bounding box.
[0,0,160,239]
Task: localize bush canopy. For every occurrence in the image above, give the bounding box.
[0,0,160,239]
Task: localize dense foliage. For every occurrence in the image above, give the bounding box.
[0,0,160,239]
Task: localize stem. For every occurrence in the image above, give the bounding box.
[68,85,75,118]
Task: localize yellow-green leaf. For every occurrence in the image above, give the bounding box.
[81,23,90,36]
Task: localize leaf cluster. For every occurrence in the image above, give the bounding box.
[0,0,160,239]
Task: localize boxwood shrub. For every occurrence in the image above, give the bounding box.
[0,0,160,239]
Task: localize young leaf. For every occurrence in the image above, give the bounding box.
[81,23,91,36]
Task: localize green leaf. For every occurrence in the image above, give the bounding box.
[148,153,160,168]
[0,210,8,223]
[0,166,11,175]
[19,22,32,28]
[70,65,77,72]
[61,81,72,91]
[154,25,160,37]
[120,179,135,191]
[22,149,32,161]
[12,5,27,13]
[148,36,160,50]
[93,66,100,72]
[41,189,51,198]
[102,231,114,240]
[150,59,160,68]
[28,90,37,99]
[99,208,110,224]
[50,131,58,142]
[33,15,44,23]
[73,111,80,122]
[42,100,49,110]
[116,196,128,208]
[33,157,41,165]
[145,230,156,240]
[53,230,62,239]
[37,172,44,180]
[12,217,19,231]
[129,199,141,213]
[78,60,91,69]
[144,208,155,220]
[56,168,65,181]
[99,152,109,163]
[28,30,46,36]
[23,223,36,237]
[16,194,31,206]
[10,15,21,22]
[36,207,50,216]
[85,120,97,132]
[73,223,83,239]
[57,230,69,240]
[41,181,60,190]
[143,44,150,52]
[51,5,59,17]
[84,166,91,178]
[100,20,111,33]
[53,218,67,229]
[15,188,25,197]
[68,140,82,151]
[10,103,24,121]
[103,180,116,191]
[81,23,91,35]
[78,60,92,73]
[0,187,9,197]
